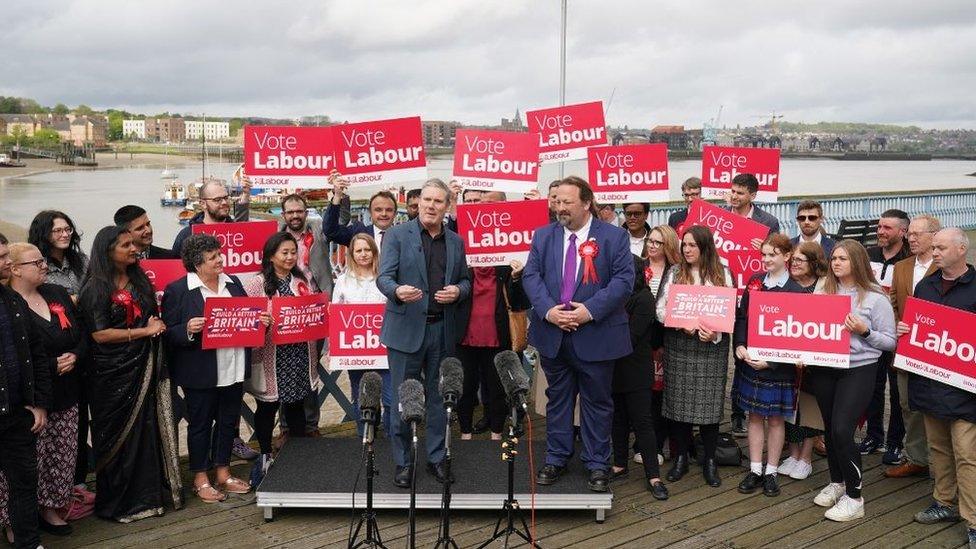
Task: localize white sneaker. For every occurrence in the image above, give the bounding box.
[658,453,665,466]
[778,457,797,476]
[790,460,813,480]
[814,483,846,507]
[824,495,864,522]
[633,452,643,464]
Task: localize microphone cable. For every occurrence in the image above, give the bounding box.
[347,443,367,546]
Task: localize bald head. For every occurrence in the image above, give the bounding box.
[932,228,969,274]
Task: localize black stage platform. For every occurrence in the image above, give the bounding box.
[256,437,612,522]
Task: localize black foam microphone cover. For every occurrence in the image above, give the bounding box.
[439,357,464,406]
[494,350,530,400]
[359,371,383,412]
[398,379,426,424]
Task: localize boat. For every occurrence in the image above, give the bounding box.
[160,181,188,207]
[177,204,199,225]
[0,153,26,168]
[160,143,177,179]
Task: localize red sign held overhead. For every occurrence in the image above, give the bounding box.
[587,143,670,203]
[271,294,330,345]
[328,303,388,370]
[192,221,279,276]
[141,259,187,307]
[202,296,267,350]
[664,284,738,333]
[243,125,336,189]
[747,291,852,368]
[526,101,607,163]
[452,129,540,194]
[332,116,427,188]
[700,145,781,202]
[456,199,550,267]
[894,297,976,394]
[683,200,771,260]
[725,250,764,301]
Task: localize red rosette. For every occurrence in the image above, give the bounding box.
[111,289,143,327]
[48,302,71,329]
[296,281,310,296]
[747,278,763,292]
[578,239,600,284]
[644,265,655,285]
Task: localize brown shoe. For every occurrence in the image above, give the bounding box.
[813,437,827,457]
[885,462,929,478]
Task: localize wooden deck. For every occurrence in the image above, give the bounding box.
[47,409,971,549]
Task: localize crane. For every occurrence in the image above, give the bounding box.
[752,111,784,134]
[702,105,723,145]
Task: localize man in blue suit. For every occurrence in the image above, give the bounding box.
[377,178,471,488]
[523,176,634,492]
[790,199,837,258]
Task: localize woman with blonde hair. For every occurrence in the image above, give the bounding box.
[805,239,896,522]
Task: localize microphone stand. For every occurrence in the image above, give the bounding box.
[477,401,539,549]
[408,421,419,549]
[349,412,388,549]
[434,400,459,549]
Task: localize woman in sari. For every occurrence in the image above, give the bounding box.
[78,226,182,522]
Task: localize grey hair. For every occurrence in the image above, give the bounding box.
[180,233,222,272]
[937,227,969,248]
[912,214,942,234]
[422,178,451,201]
[199,180,227,199]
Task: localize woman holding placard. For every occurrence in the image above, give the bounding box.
[804,239,896,522]
[331,233,391,438]
[655,225,733,488]
[243,232,320,486]
[731,233,804,497]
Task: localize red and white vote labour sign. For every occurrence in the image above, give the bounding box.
[894,297,976,394]
[192,221,279,276]
[456,199,550,267]
[452,129,540,194]
[332,116,427,188]
[683,200,771,260]
[664,284,738,333]
[526,101,608,163]
[747,291,852,368]
[328,303,388,370]
[271,294,330,345]
[700,145,781,202]
[243,125,335,189]
[202,296,267,350]
[725,250,763,301]
[141,259,187,307]
[587,143,669,203]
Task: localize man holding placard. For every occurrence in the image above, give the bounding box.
[897,228,976,545]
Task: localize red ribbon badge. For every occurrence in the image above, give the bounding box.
[296,281,310,296]
[644,265,654,285]
[302,230,315,268]
[111,289,143,327]
[747,278,763,292]
[578,239,600,284]
[48,302,71,329]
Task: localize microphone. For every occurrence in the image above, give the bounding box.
[398,379,426,426]
[438,357,464,412]
[358,371,383,444]
[494,350,530,411]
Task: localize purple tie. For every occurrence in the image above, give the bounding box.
[561,233,577,305]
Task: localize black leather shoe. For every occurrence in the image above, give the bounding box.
[703,458,721,487]
[762,474,780,497]
[38,516,73,536]
[394,465,413,489]
[647,479,669,500]
[737,472,762,494]
[536,464,565,485]
[666,454,689,482]
[588,469,610,492]
[472,416,489,434]
[426,460,454,484]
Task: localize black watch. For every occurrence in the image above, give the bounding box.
[861,328,871,338]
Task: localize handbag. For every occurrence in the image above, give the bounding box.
[502,284,528,353]
[694,432,744,466]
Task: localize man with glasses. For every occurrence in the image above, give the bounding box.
[791,200,836,258]
[623,203,651,256]
[172,180,235,256]
[668,177,702,231]
[114,205,178,259]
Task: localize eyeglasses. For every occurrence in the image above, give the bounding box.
[682,192,701,198]
[796,215,820,222]
[202,195,230,203]
[790,257,809,264]
[646,239,665,247]
[51,226,74,236]
[907,230,936,238]
[16,258,47,268]
[624,211,646,218]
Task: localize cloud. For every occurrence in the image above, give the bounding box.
[3,0,974,128]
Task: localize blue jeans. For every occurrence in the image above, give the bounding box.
[387,321,448,468]
[348,368,393,437]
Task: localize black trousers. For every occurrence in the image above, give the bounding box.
[651,389,669,453]
[183,383,244,473]
[0,408,40,549]
[253,399,306,454]
[865,351,904,447]
[74,386,91,486]
[456,345,508,435]
[804,362,878,499]
[612,389,661,479]
[672,421,719,462]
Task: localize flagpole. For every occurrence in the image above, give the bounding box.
[558,0,567,179]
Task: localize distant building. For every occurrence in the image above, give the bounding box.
[500,108,525,131]
[185,120,230,141]
[649,125,690,150]
[144,117,186,143]
[422,120,460,146]
[123,119,146,140]
[0,114,38,137]
[69,116,107,147]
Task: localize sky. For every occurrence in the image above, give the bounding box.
[5,0,976,129]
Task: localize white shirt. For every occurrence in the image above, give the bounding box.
[763,269,790,289]
[628,228,648,257]
[912,256,933,291]
[332,271,387,304]
[187,272,247,387]
[798,232,823,245]
[372,226,386,253]
[562,214,593,279]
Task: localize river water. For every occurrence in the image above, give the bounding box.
[0,158,973,248]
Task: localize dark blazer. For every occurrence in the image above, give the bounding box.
[455,266,530,350]
[0,286,51,414]
[523,217,634,362]
[667,209,688,231]
[161,274,252,390]
[32,284,87,411]
[376,218,472,355]
[733,273,804,382]
[790,234,836,259]
[323,202,374,247]
[612,286,656,393]
[147,244,179,260]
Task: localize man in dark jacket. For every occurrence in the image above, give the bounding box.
[114,205,179,259]
[172,180,235,256]
[0,238,52,549]
[900,228,976,547]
